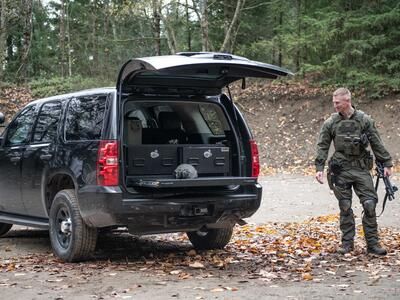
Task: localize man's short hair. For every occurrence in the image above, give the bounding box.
[333,88,351,100]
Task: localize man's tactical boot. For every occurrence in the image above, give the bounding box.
[337,243,354,254]
[367,244,387,256]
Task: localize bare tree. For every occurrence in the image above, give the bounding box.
[220,0,245,53]
[152,0,161,55]
[0,0,8,80]
[59,0,66,77]
[192,0,210,51]
[295,0,302,71]
[160,1,178,54]
[185,0,191,51]
[66,1,72,77]
[16,0,33,81]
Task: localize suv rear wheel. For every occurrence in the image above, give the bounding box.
[49,189,97,262]
[187,226,233,250]
[0,223,12,237]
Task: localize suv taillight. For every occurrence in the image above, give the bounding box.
[249,139,260,178]
[97,140,119,186]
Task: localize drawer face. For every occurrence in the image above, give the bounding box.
[182,146,230,175]
[128,145,178,175]
[127,145,230,176]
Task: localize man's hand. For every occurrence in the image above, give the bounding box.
[384,166,393,178]
[316,171,324,184]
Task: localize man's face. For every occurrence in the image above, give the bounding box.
[332,95,350,114]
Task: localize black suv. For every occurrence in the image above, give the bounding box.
[0,52,291,262]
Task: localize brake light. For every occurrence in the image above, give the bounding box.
[249,139,260,178]
[97,140,119,186]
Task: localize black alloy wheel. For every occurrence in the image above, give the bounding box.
[55,204,72,249]
[49,189,97,262]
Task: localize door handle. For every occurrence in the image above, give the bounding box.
[40,154,53,160]
[10,156,21,162]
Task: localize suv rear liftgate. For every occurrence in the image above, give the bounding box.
[122,98,251,189]
[118,53,292,191]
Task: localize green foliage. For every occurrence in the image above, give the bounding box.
[29,76,113,99]
[1,0,399,98]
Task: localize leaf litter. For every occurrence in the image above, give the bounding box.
[1,82,399,297]
[1,214,400,286]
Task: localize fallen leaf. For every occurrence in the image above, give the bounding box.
[189,262,205,269]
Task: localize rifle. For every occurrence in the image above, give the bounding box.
[374,161,398,216]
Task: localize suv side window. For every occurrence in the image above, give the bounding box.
[33,102,62,143]
[5,105,37,146]
[65,95,107,141]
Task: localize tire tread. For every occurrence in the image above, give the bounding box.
[187,227,233,250]
[49,189,97,262]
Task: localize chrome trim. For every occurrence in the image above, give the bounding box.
[28,143,51,148]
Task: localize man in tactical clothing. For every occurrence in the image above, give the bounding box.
[315,88,393,255]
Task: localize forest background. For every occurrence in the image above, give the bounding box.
[1,0,399,96]
[0,0,400,169]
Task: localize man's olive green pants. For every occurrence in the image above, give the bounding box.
[331,167,379,247]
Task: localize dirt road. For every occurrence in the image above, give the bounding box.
[255,174,400,227]
[1,174,399,300]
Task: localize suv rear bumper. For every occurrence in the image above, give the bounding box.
[78,184,262,234]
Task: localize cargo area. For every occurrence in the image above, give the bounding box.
[122,97,247,188]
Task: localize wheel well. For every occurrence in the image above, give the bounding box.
[46,174,75,214]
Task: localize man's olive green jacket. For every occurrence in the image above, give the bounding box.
[315,109,392,172]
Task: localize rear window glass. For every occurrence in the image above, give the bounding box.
[199,103,225,135]
[65,95,107,141]
[124,100,230,145]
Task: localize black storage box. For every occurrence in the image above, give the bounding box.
[127,144,230,176]
[182,145,230,175]
[128,145,178,175]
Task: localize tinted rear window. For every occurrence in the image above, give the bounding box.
[65,95,107,141]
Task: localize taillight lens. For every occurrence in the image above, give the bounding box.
[249,139,260,178]
[97,140,119,186]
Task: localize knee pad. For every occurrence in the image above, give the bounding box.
[339,199,352,215]
[363,199,376,218]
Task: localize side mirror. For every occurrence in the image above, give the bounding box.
[0,112,4,125]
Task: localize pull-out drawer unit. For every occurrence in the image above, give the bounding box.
[127,144,230,176]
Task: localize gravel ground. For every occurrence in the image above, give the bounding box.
[0,174,399,300]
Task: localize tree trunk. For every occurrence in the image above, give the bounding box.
[152,0,161,55]
[164,25,177,54]
[193,0,209,51]
[272,15,276,65]
[278,11,282,67]
[59,0,66,77]
[220,0,245,53]
[0,0,8,80]
[185,0,191,51]
[162,7,178,54]
[91,1,98,76]
[295,0,301,71]
[16,0,33,82]
[66,1,72,77]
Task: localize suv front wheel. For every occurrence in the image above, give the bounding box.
[187,226,233,250]
[49,189,97,262]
